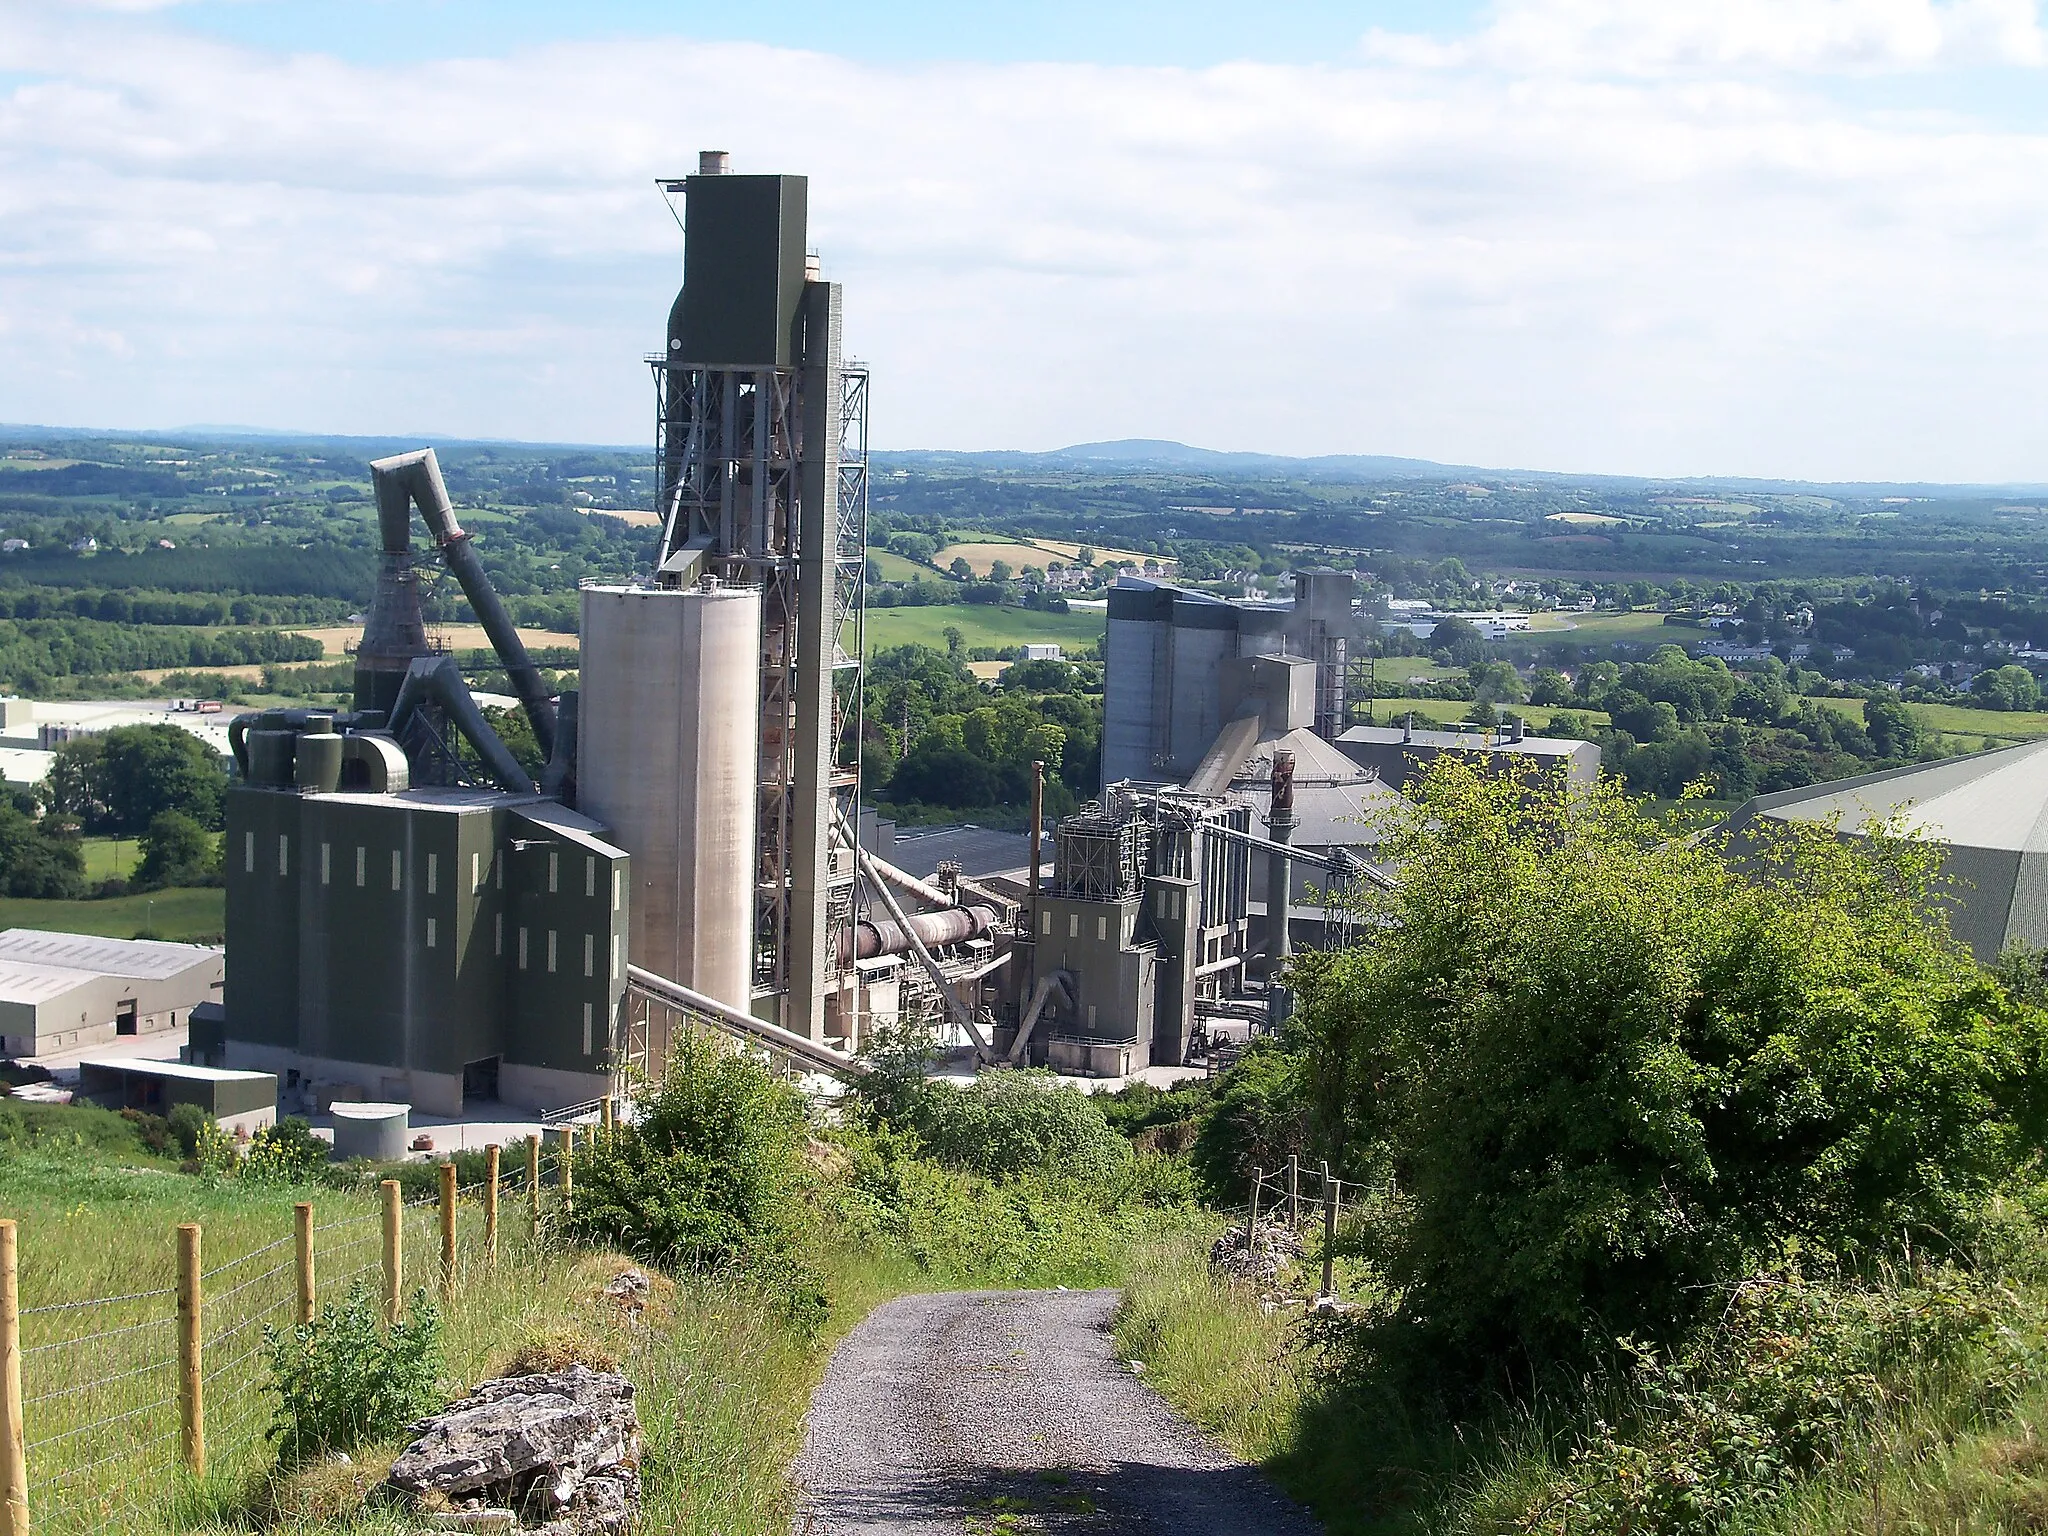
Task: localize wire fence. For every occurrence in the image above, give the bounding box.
[0,1140,564,1536]
[1244,1155,1357,1297]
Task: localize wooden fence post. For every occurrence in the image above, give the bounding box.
[526,1134,540,1223]
[484,1145,500,1265]
[1320,1161,1337,1299]
[0,1220,27,1536]
[561,1125,575,1213]
[1288,1154,1300,1228]
[176,1223,204,1477]
[1247,1166,1263,1239]
[381,1179,401,1326]
[294,1202,314,1327]
[438,1161,456,1303]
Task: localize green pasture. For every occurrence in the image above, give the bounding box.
[866,548,947,583]
[0,887,223,942]
[864,604,1106,655]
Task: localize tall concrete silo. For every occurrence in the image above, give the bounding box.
[578,582,761,1011]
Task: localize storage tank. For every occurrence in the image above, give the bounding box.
[578,582,761,1011]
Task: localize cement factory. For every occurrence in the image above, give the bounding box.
[194,155,1594,1112]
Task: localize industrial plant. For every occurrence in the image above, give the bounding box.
[196,154,1587,1110]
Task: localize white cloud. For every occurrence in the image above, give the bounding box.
[0,4,2046,478]
[1367,0,2048,75]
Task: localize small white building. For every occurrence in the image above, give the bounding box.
[1020,644,1063,661]
[0,930,225,1059]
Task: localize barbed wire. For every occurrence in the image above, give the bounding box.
[21,1284,174,1318]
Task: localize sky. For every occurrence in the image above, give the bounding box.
[3,0,2048,481]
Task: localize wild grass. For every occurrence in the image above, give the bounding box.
[2,1108,1174,1535]
[1117,1222,2048,1536]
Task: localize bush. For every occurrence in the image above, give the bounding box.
[0,1096,156,1157]
[1189,1044,1315,1203]
[829,1124,1146,1287]
[1309,760,2048,1373]
[561,1035,809,1272]
[242,1116,328,1184]
[1519,1262,2045,1535]
[263,1281,444,1463]
[166,1101,211,1159]
[899,1070,1131,1184]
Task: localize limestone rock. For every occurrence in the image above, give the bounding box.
[387,1366,641,1533]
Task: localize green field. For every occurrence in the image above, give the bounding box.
[79,836,141,884]
[1533,609,1689,646]
[1800,694,2048,745]
[866,548,947,583]
[865,604,1106,655]
[0,886,222,942]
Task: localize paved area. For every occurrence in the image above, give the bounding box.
[792,1289,1321,1535]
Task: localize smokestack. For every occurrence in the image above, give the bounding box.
[1512,716,1526,742]
[1403,711,1414,744]
[698,150,730,175]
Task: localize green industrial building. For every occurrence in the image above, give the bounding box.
[205,779,630,1115]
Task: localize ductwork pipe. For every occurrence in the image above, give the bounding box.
[838,904,999,965]
[389,655,536,795]
[863,852,956,912]
[371,449,559,761]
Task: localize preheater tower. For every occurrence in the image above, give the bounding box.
[646,155,868,1041]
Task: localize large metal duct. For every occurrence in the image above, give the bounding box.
[838,904,999,965]
[578,582,761,1012]
[388,655,535,795]
[370,449,559,761]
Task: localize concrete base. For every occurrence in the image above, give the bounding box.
[1046,1037,1138,1079]
[499,1061,609,1115]
[222,1042,467,1117]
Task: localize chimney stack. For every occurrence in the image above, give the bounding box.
[698,150,730,175]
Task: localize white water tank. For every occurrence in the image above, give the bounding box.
[579,582,762,1011]
[331,1101,410,1162]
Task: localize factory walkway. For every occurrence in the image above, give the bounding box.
[791,1288,1322,1534]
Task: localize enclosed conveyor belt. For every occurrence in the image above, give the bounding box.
[627,965,865,1081]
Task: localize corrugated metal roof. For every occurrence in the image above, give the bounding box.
[888,824,1032,880]
[0,929,219,981]
[1743,739,2048,853]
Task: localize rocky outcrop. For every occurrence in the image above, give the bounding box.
[386,1365,641,1534]
[1208,1220,1304,1287]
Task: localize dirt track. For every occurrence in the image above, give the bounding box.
[791,1288,1322,1535]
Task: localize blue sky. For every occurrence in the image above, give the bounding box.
[3,0,2048,480]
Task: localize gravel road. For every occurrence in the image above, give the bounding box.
[791,1288,1322,1535]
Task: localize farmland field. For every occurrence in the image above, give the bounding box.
[0,886,223,942]
[865,604,1106,654]
[866,548,945,583]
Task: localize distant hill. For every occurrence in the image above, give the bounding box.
[878,438,2048,500]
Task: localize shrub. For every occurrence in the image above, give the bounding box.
[263,1281,443,1463]
[1519,1262,2046,1535]
[1311,759,2048,1373]
[1189,1044,1315,1203]
[167,1102,211,1160]
[242,1117,328,1184]
[830,1124,1143,1287]
[900,1070,1131,1184]
[561,1034,809,1272]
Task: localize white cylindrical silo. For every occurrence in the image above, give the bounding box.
[579,582,761,1011]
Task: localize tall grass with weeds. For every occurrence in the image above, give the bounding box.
[2,1094,1188,1536]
